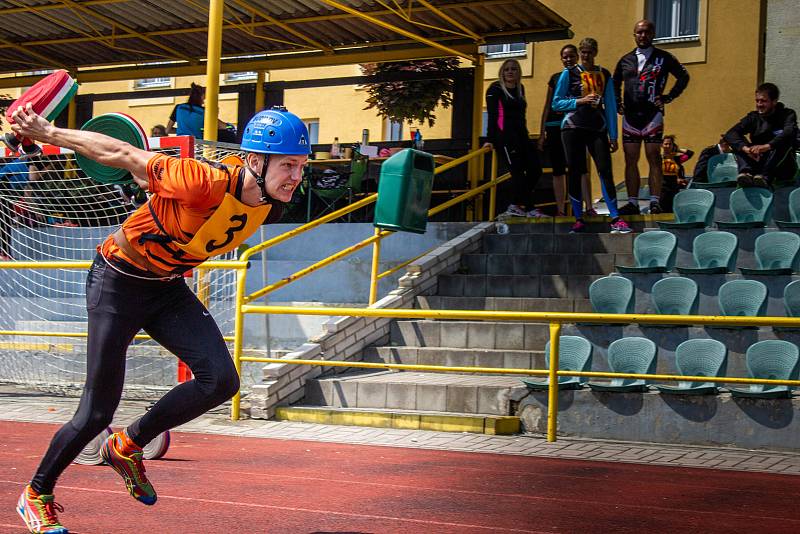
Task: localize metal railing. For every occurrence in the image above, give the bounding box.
[235,305,800,441]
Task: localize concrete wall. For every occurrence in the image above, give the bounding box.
[518,390,800,451]
[765,0,800,110]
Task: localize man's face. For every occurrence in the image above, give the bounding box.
[755,91,777,116]
[251,153,307,202]
[634,23,655,48]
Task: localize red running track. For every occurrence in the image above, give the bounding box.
[1,421,800,533]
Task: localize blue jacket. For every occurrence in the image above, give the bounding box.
[552,64,617,140]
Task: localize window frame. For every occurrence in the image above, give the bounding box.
[481,42,527,59]
[133,77,172,90]
[384,119,404,142]
[225,71,258,83]
[305,119,320,145]
[648,0,701,44]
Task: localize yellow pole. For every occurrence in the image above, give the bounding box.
[204,0,224,142]
[546,322,561,442]
[67,94,77,130]
[255,71,265,111]
[489,149,498,219]
[230,265,249,420]
[196,268,210,308]
[369,227,381,305]
[469,54,485,221]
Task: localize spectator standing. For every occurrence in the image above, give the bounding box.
[552,37,630,234]
[538,44,593,216]
[166,83,231,141]
[692,135,731,183]
[724,82,798,189]
[659,134,693,212]
[614,19,690,214]
[485,59,546,218]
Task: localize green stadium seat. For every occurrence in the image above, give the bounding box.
[521,336,592,391]
[589,276,634,314]
[651,277,698,316]
[655,339,727,395]
[692,153,738,189]
[676,231,738,274]
[784,280,800,317]
[739,231,800,275]
[658,189,715,229]
[616,231,677,273]
[775,188,800,229]
[588,337,656,392]
[729,340,799,399]
[715,188,773,229]
[717,279,768,318]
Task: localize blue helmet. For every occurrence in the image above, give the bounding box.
[240,106,311,155]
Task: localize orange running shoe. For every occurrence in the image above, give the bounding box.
[16,485,68,534]
[100,431,157,505]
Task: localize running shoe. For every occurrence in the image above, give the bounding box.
[649,201,663,214]
[617,202,640,215]
[17,485,68,534]
[584,208,599,217]
[737,173,754,187]
[610,219,632,234]
[101,432,157,505]
[569,220,586,233]
[501,204,527,217]
[526,208,551,218]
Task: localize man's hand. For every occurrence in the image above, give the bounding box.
[10,103,54,144]
[654,95,671,109]
[751,144,771,155]
[577,94,599,106]
[609,140,619,153]
[482,142,493,150]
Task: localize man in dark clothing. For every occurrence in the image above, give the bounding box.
[692,135,731,183]
[724,83,798,188]
[614,19,690,214]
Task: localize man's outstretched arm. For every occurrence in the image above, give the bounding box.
[11,103,154,188]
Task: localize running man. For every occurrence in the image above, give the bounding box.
[614,19,690,214]
[11,103,310,534]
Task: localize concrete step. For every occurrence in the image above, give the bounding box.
[437,274,605,298]
[304,370,525,415]
[362,345,545,371]
[416,295,592,313]
[460,253,633,275]
[275,405,520,435]
[390,320,550,349]
[491,217,662,235]
[483,231,635,255]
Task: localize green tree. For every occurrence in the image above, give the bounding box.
[360,58,460,127]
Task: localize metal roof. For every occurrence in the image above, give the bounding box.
[0,0,570,84]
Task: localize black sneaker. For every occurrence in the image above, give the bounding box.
[649,201,662,214]
[752,175,771,189]
[737,173,754,187]
[618,202,640,215]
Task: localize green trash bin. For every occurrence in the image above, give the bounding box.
[374,149,435,234]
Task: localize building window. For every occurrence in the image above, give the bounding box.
[481,42,526,59]
[305,120,319,145]
[133,77,171,89]
[225,71,258,82]
[385,120,403,142]
[647,0,700,42]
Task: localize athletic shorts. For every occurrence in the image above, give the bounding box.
[544,125,567,176]
[622,111,664,144]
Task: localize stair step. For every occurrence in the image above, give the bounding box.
[459,253,632,275]
[304,370,525,415]
[363,345,545,371]
[483,231,635,254]
[416,295,591,312]
[437,274,605,298]
[275,406,520,435]
[391,320,550,349]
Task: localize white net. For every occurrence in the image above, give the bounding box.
[0,139,243,396]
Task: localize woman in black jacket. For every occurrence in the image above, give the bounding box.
[485,59,545,218]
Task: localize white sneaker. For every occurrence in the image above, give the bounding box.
[501,204,527,217]
[527,209,550,218]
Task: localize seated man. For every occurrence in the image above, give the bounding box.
[724,82,798,188]
[692,134,731,183]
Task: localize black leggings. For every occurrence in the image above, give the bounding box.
[31,255,239,494]
[561,128,618,219]
[500,139,542,209]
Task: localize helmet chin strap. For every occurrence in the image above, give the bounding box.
[248,153,271,204]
